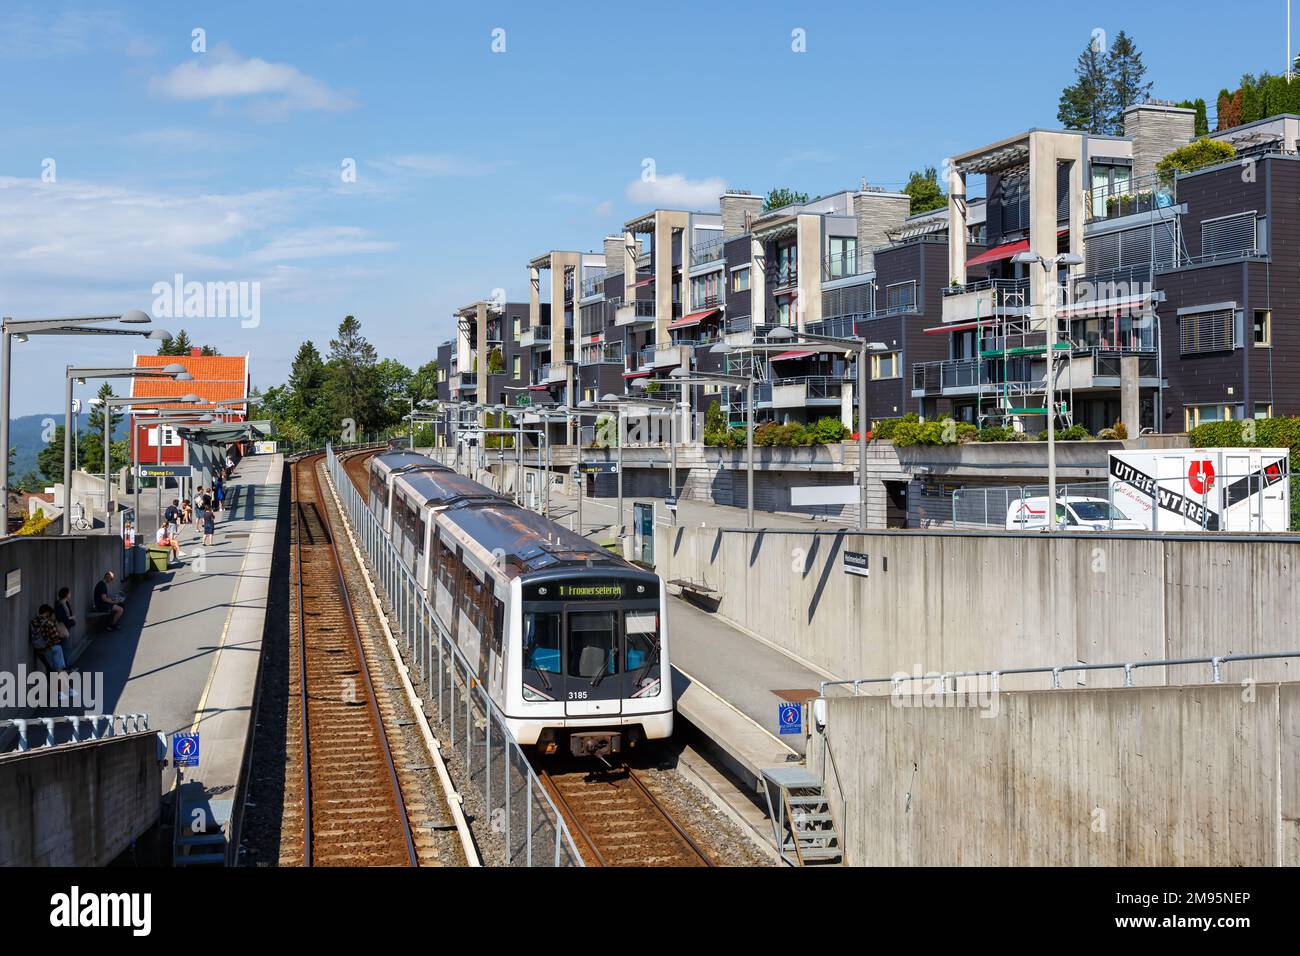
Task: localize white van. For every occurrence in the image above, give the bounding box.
[1005,496,1146,532]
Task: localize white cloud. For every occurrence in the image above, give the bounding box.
[373,154,513,178]
[149,45,354,118]
[593,200,614,217]
[625,173,727,209]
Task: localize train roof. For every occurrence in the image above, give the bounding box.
[372,451,441,476]
[439,501,625,576]
[383,451,635,577]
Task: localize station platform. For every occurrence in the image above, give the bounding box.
[73,452,283,810]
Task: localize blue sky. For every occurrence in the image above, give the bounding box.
[0,0,1282,414]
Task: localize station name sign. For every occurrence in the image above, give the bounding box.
[843,550,869,577]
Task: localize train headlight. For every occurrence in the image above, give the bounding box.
[522,685,547,702]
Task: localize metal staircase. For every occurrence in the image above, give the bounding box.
[761,766,843,866]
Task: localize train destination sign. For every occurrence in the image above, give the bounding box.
[522,579,659,602]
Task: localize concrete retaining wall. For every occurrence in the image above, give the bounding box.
[0,731,161,866]
[0,533,126,692]
[655,525,1300,686]
[808,682,1299,866]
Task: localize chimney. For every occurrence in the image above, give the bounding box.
[190,347,201,358]
[853,190,911,273]
[603,236,624,276]
[719,190,765,238]
[1123,103,1196,184]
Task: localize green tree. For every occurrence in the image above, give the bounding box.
[1156,138,1236,184]
[903,166,946,214]
[1107,31,1152,131]
[409,359,439,405]
[764,187,810,211]
[36,425,70,484]
[375,358,415,432]
[156,329,192,356]
[1058,39,1112,133]
[325,315,383,439]
[81,382,123,475]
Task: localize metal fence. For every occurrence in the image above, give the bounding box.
[952,481,1113,528]
[323,444,583,867]
[1,713,152,754]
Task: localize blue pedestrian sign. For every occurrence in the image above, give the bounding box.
[173,733,200,767]
[778,702,803,736]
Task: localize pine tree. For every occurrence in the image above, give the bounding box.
[1058,40,1112,133]
[82,383,122,474]
[1108,31,1153,132]
[157,329,193,356]
[326,316,382,439]
[764,187,810,211]
[37,425,70,484]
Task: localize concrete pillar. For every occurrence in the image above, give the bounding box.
[750,236,766,328]
[529,266,540,334]
[796,214,823,329]
[1120,355,1139,432]
[475,301,488,406]
[840,382,853,431]
[623,231,637,304]
[948,166,968,285]
[550,262,566,362]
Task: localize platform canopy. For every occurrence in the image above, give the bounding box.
[175,419,274,447]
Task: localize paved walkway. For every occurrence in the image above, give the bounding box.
[74,453,282,793]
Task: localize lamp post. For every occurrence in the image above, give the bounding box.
[629,383,679,522]
[63,365,190,534]
[1,311,163,526]
[1011,250,1084,530]
[762,328,888,533]
[130,408,213,535]
[664,368,757,529]
[90,393,200,533]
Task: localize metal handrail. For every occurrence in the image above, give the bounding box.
[689,234,727,266]
[2,713,151,753]
[819,651,1300,697]
[324,445,583,866]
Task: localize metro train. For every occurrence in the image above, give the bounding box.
[364,448,672,758]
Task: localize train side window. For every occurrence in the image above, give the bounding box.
[523,611,561,674]
[491,596,504,655]
[418,515,427,554]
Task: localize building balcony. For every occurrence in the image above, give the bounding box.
[771,375,846,408]
[770,265,798,291]
[822,249,871,282]
[615,299,656,327]
[653,342,693,368]
[941,277,1029,324]
[580,270,607,298]
[1060,348,1160,391]
[689,234,727,268]
[519,325,551,348]
[540,361,568,384]
[451,372,479,392]
[1087,172,1175,223]
[910,358,988,397]
[580,343,624,366]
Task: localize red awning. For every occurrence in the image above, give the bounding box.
[966,239,1029,268]
[632,276,656,288]
[771,349,816,361]
[527,384,551,390]
[622,370,651,379]
[670,308,720,330]
[924,321,979,334]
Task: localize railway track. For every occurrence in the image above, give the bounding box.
[290,453,419,866]
[539,764,714,867]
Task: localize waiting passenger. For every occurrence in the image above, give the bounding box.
[54,586,76,639]
[93,571,125,631]
[30,605,65,671]
[156,523,184,562]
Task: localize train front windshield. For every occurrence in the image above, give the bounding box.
[521,578,660,701]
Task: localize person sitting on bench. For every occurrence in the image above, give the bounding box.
[156,523,184,562]
[93,571,125,631]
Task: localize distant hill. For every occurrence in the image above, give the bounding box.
[7,412,130,486]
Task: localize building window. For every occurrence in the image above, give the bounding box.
[871,351,900,380]
[691,272,723,310]
[827,236,857,278]
[513,356,521,378]
[731,267,750,292]
[1184,403,1244,429]
[513,317,520,338]
[776,297,796,327]
[1253,310,1271,347]
[886,281,916,313]
[438,368,447,382]
[1179,308,1238,354]
[1254,403,1273,420]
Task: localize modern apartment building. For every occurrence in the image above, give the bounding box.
[436,105,1300,442]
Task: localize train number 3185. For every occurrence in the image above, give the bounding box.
[567,691,588,700]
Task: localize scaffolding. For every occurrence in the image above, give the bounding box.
[973,280,1073,429]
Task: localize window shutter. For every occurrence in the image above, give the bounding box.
[1201,213,1256,257]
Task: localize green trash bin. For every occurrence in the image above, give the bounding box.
[147,545,170,572]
